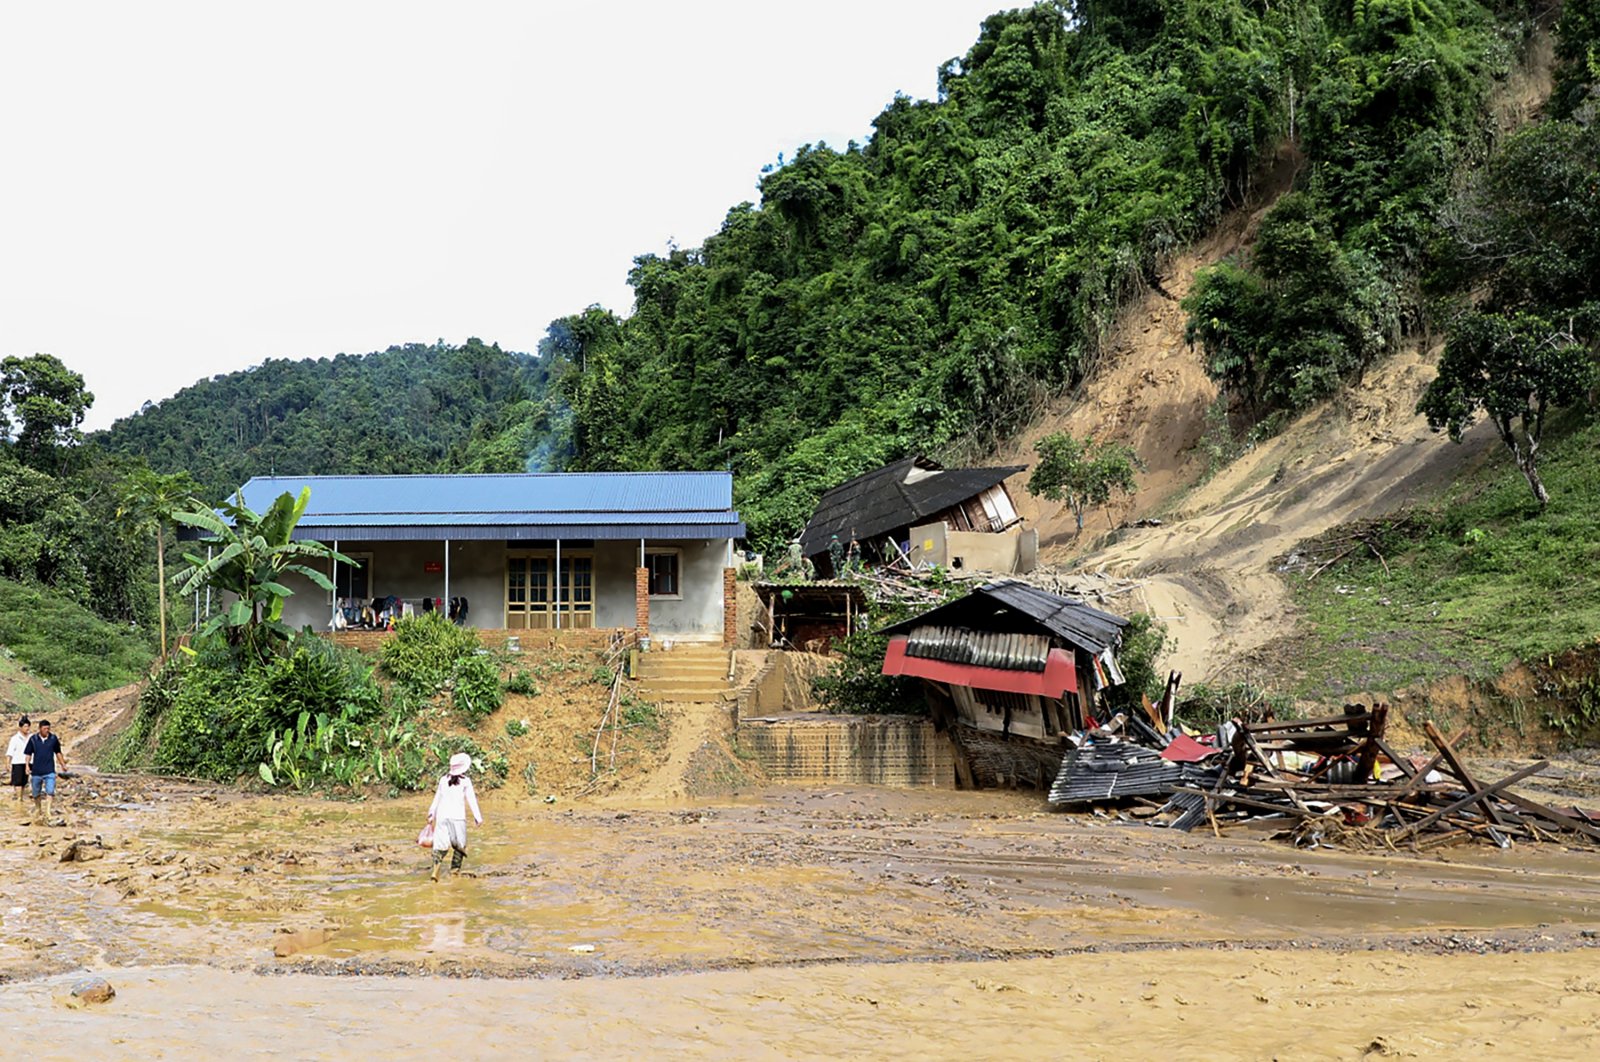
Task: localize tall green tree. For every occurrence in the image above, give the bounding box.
[173,488,350,664]
[1417,312,1593,508]
[1026,432,1141,533]
[118,468,200,662]
[1,354,93,472]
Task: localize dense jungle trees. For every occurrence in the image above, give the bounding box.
[98,339,564,501]
[1418,116,1600,505]
[542,0,1555,552]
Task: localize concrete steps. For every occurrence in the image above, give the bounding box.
[635,648,731,704]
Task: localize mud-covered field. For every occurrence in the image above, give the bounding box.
[5,773,1600,1058]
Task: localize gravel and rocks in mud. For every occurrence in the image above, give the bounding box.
[5,772,1600,1057]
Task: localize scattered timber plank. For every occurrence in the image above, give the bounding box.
[1392,727,1472,801]
[1392,761,1548,841]
[1497,791,1600,844]
[1374,738,1418,780]
[1424,721,1508,828]
[1247,712,1376,735]
[1173,786,1321,820]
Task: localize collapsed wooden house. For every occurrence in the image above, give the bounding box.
[799,456,1036,578]
[879,580,1129,790]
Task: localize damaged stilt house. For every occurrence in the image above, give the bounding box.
[799,456,1036,578]
[879,580,1129,790]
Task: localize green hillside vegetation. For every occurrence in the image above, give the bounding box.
[1290,414,1600,698]
[98,338,565,501]
[0,580,155,699]
[545,0,1540,551]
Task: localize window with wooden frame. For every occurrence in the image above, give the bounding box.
[645,550,681,598]
[506,552,594,629]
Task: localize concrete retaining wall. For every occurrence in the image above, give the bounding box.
[738,714,957,787]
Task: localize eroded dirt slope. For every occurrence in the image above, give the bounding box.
[994,165,1499,682]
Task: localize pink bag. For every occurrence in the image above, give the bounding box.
[417,822,435,848]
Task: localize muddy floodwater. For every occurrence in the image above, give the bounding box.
[5,776,1600,1058]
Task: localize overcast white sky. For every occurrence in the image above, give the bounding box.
[0,1,1007,431]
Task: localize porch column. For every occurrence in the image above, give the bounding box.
[443,539,450,617]
[554,538,562,629]
[330,539,339,628]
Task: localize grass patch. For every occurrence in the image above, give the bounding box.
[1289,416,1600,697]
[0,578,155,698]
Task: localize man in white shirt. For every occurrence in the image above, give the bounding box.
[7,717,29,816]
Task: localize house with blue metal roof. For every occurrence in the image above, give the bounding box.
[228,472,745,641]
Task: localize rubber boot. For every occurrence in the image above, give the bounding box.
[450,848,465,875]
[429,851,445,882]
[43,796,55,826]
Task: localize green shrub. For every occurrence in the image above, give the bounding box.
[380,613,481,696]
[504,718,529,738]
[505,669,539,695]
[1100,613,1168,719]
[450,652,503,721]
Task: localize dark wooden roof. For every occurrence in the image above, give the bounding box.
[878,579,1129,655]
[798,456,1024,559]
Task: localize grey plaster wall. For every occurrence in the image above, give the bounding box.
[269,537,728,635]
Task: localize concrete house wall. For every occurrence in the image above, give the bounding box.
[275,537,729,637]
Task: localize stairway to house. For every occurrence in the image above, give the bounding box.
[635,645,732,704]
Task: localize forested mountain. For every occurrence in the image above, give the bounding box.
[542,0,1596,552]
[98,339,565,500]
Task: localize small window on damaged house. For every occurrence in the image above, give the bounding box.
[646,552,680,597]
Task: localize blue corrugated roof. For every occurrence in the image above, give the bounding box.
[214,473,744,541]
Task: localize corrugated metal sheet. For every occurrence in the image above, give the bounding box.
[239,472,733,517]
[905,625,1050,672]
[179,473,744,541]
[879,579,1128,655]
[799,456,1024,560]
[1048,742,1220,805]
[285,522,744,542]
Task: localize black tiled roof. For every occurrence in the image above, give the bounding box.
[798,457,1024,559]
[878,579,1129,655]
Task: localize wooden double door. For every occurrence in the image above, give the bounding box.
[506,554,594,629]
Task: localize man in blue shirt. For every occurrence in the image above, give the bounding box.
[24,719,66,826]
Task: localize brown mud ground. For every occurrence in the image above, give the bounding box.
[5,772,1600,1057]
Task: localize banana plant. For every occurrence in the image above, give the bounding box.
[173,487,352,663]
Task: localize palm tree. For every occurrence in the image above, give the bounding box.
[174,487,351,663]
[118,468,200,663]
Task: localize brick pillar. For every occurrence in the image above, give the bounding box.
[722,566,738,649]
[634,567,650,638]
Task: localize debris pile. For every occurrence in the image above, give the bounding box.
[1050,702,1600,851]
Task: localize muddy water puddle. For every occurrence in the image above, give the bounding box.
[6,782,1600,981]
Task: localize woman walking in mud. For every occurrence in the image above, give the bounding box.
[426,752,482,881]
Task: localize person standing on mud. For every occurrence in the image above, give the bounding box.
[7,717,29,815]
[24,719,66,826]
[427,753,482,881]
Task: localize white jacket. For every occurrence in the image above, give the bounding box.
[7,732,26,766]
[428,775,482,824]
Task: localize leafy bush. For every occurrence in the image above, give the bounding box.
[505,669,539,695]
[428,733,509,790]
[450,652,504,721]
[1178,680,1293,729]
[1099,613,1168,718]
[381,612,482,696]
[505,718,529,738]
